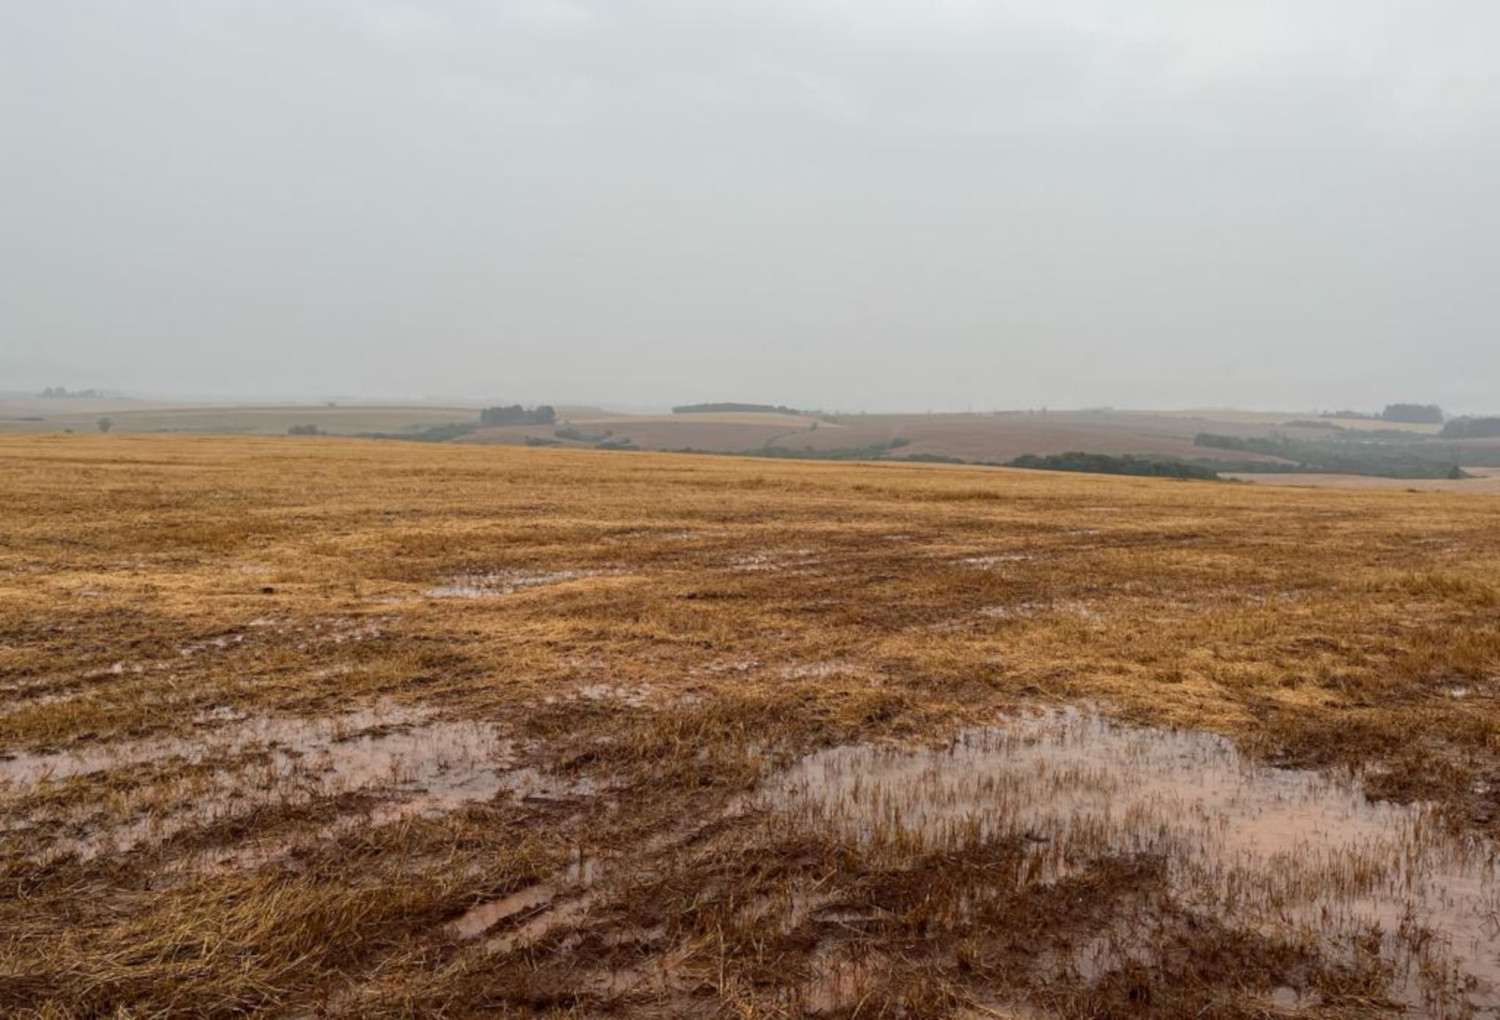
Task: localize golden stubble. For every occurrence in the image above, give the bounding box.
[2,435,1499,1018]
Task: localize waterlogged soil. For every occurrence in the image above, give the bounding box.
[0,704,504,787]
[425,570,600,598]
[415,708,1500,1018]
[8,684,1500,1015]
[765,708,1500,1015]
[0,704,517,864]
[8,437,1500,1018]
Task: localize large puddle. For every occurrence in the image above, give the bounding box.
[0,705,508,790]
[0,704,518,863]
[763,708,1500,1013]
[425,570,598,599]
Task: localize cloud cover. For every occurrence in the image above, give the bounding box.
[2,0,1497,410]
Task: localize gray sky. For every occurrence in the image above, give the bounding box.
[3,1,1497,412]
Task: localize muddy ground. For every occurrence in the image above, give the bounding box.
[2,435,1500,1018]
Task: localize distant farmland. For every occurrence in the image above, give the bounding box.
[0,399,481,437]
[460,409,1297,465]
[1230,467,1500,493]
[10,397,1499,484]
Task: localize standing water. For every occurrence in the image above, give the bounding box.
[765,707,1500,1014]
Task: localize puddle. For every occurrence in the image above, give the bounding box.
[83,661,144,678]
[1,704,507,789]
[727,551,819,573]
[171,617,392,657]
[959,554,1033,568]
[577,683,651,705]
[763,707,1500,1012]
[801,952,890,1015]
[450,883,559,939]
[541,683,654,709]
[178,633,245,657]
[319,618,389,644]
[193,705,248,724]
[425,570,597,599]
[485,891,599,954]
[182,766,577,876]
[1,704,516,862]
[495,766,609,804]
[779,662,871,681]
[977,602,1047,620]
[1270,985,1302,1007]
[451,848,600,945]
[691,657,761,677]
[451,806,741,952]
[976,600,1100,622]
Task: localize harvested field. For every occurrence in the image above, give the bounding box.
[1230,468,1500,494]
[3,435,1500,1018]
[0,399,480,436]
[465,417,825,453]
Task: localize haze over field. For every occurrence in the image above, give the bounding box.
[3,1,1497,411]
[10,9,1500,1013]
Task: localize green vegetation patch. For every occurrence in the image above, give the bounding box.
[1194,433,1476,478]
[1009,452,1221,480]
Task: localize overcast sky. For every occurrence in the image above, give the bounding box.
[2,1,1497,412]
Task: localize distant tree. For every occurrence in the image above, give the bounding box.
[1441,417,1500,439]
[287,424,323,435]
[670,402,804,415]
[479,405,554,427]
[1010,452,1219,481]
[1194,432,1481,478]
[96,416,113,433]
[1381,403,1444,424]
[352,423,475,442]
[902,452,966,464]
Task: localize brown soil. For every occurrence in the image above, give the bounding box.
[2,435,1499,1018]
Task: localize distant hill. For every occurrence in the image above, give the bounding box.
[671,402,808,415]
[460,410,1294,466]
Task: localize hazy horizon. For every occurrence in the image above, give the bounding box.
[4,2,1497,413]
[7,388,1493,421]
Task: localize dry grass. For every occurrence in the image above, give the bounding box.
[3,434,1500,1018]
[1229,468,1500,494]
